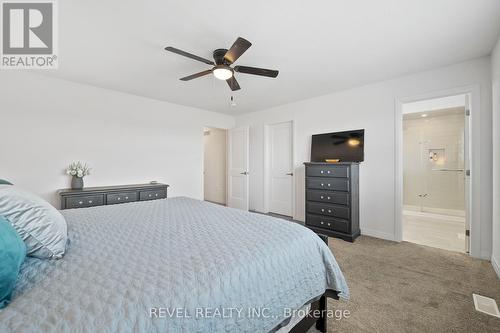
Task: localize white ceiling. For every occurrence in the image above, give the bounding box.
[403,107,465,120]
[46,0,500,114]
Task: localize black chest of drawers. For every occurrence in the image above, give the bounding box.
[304,163,360,242]
[57,183,169,210]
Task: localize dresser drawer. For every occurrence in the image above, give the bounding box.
[106,192,138,205]
[65,194,104,209]
[306,165,349,178]
[306,190,349,206]
[306,214,349,234]
[139,189,167,201]
[307,202,349,220]
[306,177,349,191]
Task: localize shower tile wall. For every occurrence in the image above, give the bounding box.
[403,112,465,214]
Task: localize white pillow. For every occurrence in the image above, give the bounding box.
[0,185,67,259]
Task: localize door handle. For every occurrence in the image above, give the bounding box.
[286,172,293,176]
[240,171,249,175]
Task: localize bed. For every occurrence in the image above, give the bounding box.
[0,197,348,333]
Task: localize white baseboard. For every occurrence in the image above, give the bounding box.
[361,228,396,241]
[492,256,500,279]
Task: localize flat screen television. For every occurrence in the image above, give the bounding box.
[310,129,365,162]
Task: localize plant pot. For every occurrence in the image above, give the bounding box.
[71,176,84,190]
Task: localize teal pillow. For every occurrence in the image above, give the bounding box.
[0,179,12,185]
[0,216,26,309]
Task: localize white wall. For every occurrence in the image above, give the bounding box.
[203,127,227,205]
[0,72,234,207]
[492,37,500,277]
[235,57,492,258]
[402,95,465,114]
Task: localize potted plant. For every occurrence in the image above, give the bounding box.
[66,162,91,190]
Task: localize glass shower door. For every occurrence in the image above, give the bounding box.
[419,120,465,215]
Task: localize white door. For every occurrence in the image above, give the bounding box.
[227,126,249,210]
[464,95,471,253]
[269,121,293,216]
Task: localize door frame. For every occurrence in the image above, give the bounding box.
[394,84,480,257]
[263,120,296,218]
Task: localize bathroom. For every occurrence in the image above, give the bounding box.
[402,95,467,253]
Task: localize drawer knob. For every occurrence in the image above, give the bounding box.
[321,208,325,212]
[327,170,331,174]
[320,221,324,225]
[320,196,324,199]
[155,194,158,197]
[125,196,129,199]
[328,209,332,213]
[118,197,121,200]
[78,201,83,205]
[88,200,93,204]
[149,194,152,197]
[327,223,331,226]
[327,183,331,187]
[321,183,324,186]
[320,170,324,174]
[327,197,331,200]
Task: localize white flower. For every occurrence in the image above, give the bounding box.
[67,161,91,178]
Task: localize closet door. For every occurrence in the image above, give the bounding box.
[227,126,249,210]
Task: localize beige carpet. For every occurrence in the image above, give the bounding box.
[325,236,500,332]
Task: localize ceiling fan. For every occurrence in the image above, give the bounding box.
[164,37,279,91]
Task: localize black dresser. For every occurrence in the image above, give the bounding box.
[57,183,169,210]
[304,162,360,242]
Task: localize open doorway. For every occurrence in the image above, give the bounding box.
[203,127,227,206]
[401,95,469,253]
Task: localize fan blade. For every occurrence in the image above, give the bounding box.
[226,76,241,91]
[224,37,252,64]
[165,46,214,65]
[180,69,213,81]
[234,66,279,78]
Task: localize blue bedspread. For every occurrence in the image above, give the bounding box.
[0,197,348,333]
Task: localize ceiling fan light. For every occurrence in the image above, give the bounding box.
[348,138,361,146]
[213,66,233,80]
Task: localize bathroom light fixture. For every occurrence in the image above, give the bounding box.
[213,65,233,80]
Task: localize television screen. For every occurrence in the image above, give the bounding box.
[311,129,364,162]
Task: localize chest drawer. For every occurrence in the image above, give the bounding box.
[307,202,350,220]
[306,190,349,206]
[65,194,104,209]
[306,165,349,178]
[306,177,349,192]
[106,192,138,205]
[139,189,167,201]
[306,214,349,234]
